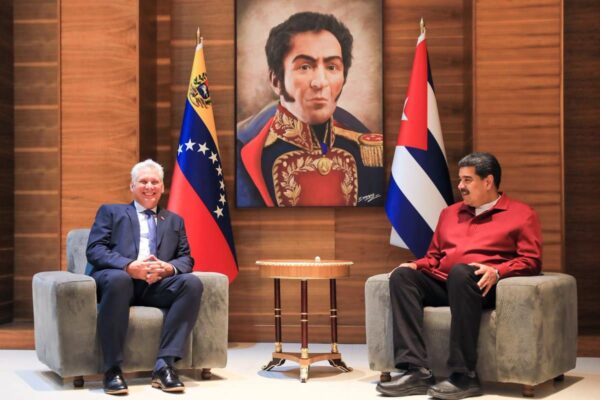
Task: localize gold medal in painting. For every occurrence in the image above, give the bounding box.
[317,157,333,175]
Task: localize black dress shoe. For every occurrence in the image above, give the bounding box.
[427,371,483,400]
[151,366,185,393]
[103,366,128,395]
[375,368,435,397]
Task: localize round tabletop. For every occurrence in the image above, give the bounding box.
[256,258,353,280]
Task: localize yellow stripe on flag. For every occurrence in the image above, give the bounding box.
[186,43,220,152]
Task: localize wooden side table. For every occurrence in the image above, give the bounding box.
[256,258,353,383]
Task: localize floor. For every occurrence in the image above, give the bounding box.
[2,343,599,399]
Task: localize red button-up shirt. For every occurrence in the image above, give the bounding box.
[415,194,542,282]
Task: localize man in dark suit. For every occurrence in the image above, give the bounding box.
[86,159,203,395]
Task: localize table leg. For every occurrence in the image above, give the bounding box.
[327,278,352,372]
[300,280,308,357]
[274,278,282,352]
[262,278,285,371]
[300,279,309,382]
[330,278,338,352]
[300,366,309,383]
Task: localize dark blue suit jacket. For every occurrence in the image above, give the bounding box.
[85,203,194,275]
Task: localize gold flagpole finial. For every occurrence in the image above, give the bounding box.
[196,27,202,46]
[420,17,426,35]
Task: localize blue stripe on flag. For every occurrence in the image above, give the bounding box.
[176,101,236,257]
[406,130,454,206]
[385,177,434,258]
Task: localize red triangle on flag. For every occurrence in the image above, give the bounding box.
[396,39,428,151]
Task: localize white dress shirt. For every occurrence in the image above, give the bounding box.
[133,201,157,261]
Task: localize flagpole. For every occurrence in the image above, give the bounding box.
[196,27,202,46]
[420,17,426,35]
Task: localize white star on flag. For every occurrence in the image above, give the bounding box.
[209,152,218,164]
[219,180,225,190]
[184,139,195,151]
[197,142,209,154]
[177,144,183,155]
[216,166,222,176]
[218,194,226,205]
[213,206,223,218]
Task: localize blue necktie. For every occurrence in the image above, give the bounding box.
[143,209,157,256]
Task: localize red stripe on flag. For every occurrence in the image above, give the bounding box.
[169,163,238,282]
[396,39,428,150]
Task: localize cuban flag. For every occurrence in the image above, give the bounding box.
[385,27,454,258]
[168,39,238,282]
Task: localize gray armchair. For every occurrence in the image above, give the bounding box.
[32,229,228,387]
[365,272,577,397]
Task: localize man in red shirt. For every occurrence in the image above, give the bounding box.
[376,152,542,399]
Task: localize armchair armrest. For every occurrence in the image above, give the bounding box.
[190,272,229,368]
[365,274,396,372]
[32,271,99,376]
[495,273,577,385]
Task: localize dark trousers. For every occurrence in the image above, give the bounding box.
[92,269,204,371]
[389,264,496,373]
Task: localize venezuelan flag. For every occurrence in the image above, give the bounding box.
[168,38,238,282]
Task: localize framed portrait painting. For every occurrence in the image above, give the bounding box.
[235,0,384,208]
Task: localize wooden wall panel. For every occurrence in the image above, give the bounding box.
[171,0,471,343]
[139,0,158,162]
[154,0,173,198]
[473,0,563,271]
[61,0,141,263]
[564,0,600,334]
[0,322,34,350]
[0,0,14,324]
[12,0,60,321]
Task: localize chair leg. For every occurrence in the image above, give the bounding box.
[554,374,565,382]
[380,372,391,383]
[522,384,534,397]
[201,368,212,380]
[73,376,84,388]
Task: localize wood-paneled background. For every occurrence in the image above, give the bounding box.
[564,0,600,335]
[12,0,60,322]
[61,0,141,265]
[2,0,599,351]
[473,0,563,271]
[0,0,15,324]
